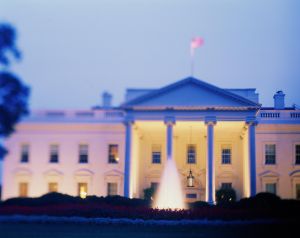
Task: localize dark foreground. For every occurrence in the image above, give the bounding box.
[0,222,297,238]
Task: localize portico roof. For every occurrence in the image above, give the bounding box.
[121,77,261,110]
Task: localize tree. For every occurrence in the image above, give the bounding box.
[0,23,30,159]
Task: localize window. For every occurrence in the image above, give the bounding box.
[107,182,118,196]
[48,182,58,193]
[20,144,29,163]
[186,193,197,199]
[108,144,119,163]
[295,145,300,165]
[187,145,196,164]
[221,147,231,164]
[78,183,88,198]
[79,144,88,163]
[221,183,232,189]
[49,145,59,163]
[296,184,300,200]
[152,145,161,164]
[151,182,159,190]
[265,144,276,165]
[19,182,28,197]
[266,183,277,194]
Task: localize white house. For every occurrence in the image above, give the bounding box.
[2,77,300,203]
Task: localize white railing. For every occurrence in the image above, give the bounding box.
[26,109,124,121]
[259,110,300,120]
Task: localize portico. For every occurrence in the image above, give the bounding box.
[122,77,260,203]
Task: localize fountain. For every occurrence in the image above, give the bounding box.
[153,158,186,209]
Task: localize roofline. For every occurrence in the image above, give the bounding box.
[122,77,261,108]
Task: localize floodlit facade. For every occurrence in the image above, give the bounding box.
[2,77,300,202]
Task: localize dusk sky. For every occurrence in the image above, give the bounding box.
[1,0,300,109]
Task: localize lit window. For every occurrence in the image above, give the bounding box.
[20,144,29,163]
[79,144,88,163]
[221,183,232,189]
[48,182,58,193]
[221,147,231,164]
[108,144,119,163]
[152,145,161,164]
[296,184,300,200]
[19,182,28,197]
[49,145,59,163]
[187,145,196,164]
[265,183,277,194]
[265,144,276,165]
[295,145,300,165]
[78,183,88,198]
[107,182,118,196]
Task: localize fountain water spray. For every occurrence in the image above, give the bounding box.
[153,158,186,209]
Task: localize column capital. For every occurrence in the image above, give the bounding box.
[245,116,258,126]
[204,116,217,126]
[164,116,176,126]
[124,115,135,126]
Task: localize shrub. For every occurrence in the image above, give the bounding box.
[143,187,157,201]
[238,192,281,209]
[216,188,236,205]
[189,200,210,209]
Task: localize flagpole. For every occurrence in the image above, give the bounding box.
[191,48,194,77]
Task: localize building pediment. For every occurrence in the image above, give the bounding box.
[122,77,260,110]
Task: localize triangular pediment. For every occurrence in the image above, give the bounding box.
[122,77,260,109]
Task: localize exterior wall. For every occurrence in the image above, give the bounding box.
[2,123,125,200]
[256,124,300,199]
[2,111,300,201]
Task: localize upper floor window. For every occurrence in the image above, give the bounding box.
[221,146,231,164]
[152,144,161,164]
[20,144,29,163]
[265,144,276,165]
[79,144,88,163]
[49,145,59,163]
[295,145,300,165]
[187,144,196,164]
[108,144,119,164]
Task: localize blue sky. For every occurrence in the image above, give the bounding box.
[0,0,300,109]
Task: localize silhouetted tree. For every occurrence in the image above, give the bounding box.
[0,23,30,159]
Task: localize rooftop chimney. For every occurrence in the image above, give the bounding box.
[102,92,112,109]
[273,91,285,110]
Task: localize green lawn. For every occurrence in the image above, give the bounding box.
[0,222,296,238]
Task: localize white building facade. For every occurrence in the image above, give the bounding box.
[2,77,300,202]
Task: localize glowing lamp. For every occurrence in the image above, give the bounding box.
[187,169,194,187]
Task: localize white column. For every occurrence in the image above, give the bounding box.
[247,119,257,197]
[124,118,134,198]
[205,117,216,204]
[164,117,175,160]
